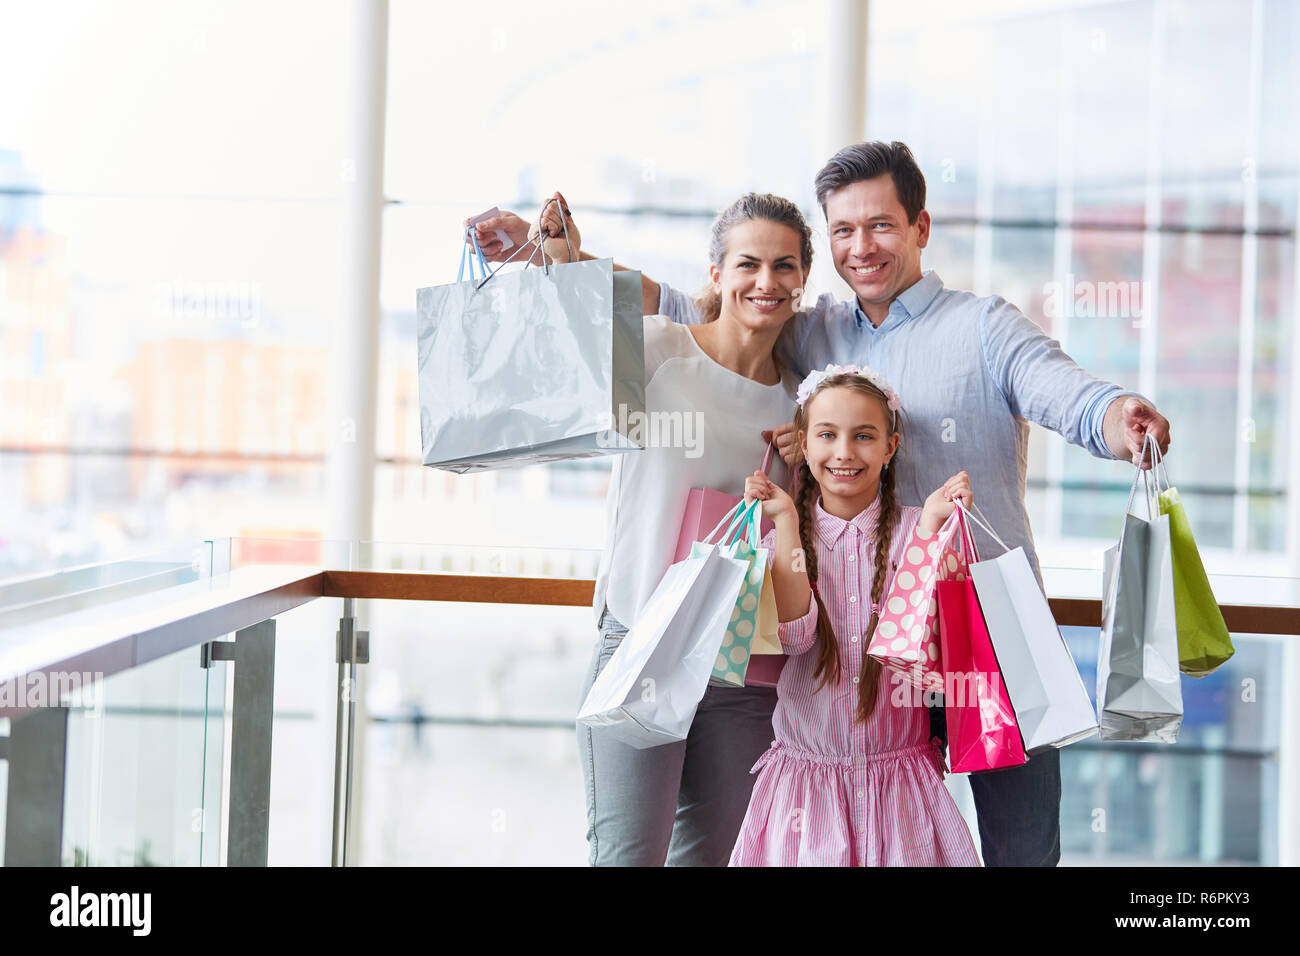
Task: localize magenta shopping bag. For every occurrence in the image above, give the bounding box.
[936,576,1027,774]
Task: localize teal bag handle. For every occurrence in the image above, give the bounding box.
[723,497,762,551]
[703,498,758,548]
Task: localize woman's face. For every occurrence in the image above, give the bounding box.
[709,220,810,328]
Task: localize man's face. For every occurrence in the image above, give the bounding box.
[824,174,930,312]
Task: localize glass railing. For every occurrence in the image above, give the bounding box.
[0,538,1295,866]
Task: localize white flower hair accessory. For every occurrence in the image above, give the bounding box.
[796,363,903,418]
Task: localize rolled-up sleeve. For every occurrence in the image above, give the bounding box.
[778,595,819,656]
[656,281,705,326]
[979,296,1147,460]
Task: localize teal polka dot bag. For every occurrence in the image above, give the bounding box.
[691,498,773,688]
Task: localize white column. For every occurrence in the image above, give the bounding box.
[326,0,388,866]
[814,0,869,304]
[327,0,388,553]
[822,0,869,158]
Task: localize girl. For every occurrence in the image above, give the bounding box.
[732,365,981,867]
[521,191,813,865]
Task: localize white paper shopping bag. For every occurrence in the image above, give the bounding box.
[960,505,1098,753]
[1098,437,1183,742]
[577,544,748,748]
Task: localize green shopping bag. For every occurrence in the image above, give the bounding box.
[1154,454,1234,676]
[691,499,770,687]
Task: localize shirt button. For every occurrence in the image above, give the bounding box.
[847,554,855,562]
[851,635,859,643]
[849,595,857,604]
[857,790,864,798]
[852,676,860,684]
[858,825,865,834]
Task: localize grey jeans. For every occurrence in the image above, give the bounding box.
[577,607,778,866]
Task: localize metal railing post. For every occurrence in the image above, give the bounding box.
[3,705,69,865]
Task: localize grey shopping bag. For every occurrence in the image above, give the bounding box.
[1098,436,1183,742]
[960,504,1098,753]
[416,252,645,473]
[577,544,748,749]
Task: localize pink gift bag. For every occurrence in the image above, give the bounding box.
[672,445,777,563]
[866,508,973,693]
[673,445,784,687]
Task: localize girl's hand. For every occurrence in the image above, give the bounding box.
[919,471,972,533]
[526,191,581,264]
[744,470,796,521]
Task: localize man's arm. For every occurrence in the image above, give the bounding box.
[980,296,1172,465]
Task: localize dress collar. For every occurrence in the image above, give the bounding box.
[813,490,883,548]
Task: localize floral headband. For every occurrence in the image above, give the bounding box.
[796,363,903,423]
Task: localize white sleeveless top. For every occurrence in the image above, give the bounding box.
[593,315,798,626]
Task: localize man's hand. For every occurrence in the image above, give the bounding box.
[1106,396,1171,469]
[762,423,803,471]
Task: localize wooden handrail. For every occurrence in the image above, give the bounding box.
[316,571,1300,635]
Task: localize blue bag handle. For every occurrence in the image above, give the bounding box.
[457,226,492,283]
[462,197,576,292]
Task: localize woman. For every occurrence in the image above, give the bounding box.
[473,192,813,866]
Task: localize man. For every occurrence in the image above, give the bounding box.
[473,142,1172,866]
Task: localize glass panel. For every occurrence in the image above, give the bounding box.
[1158,0,1251,233]
[60,641,223,866]
[0,1,348,200]
[1060,629,1281,864]
[1257,0,1300,231]
[1248,237,1293,552]
[356,599,595,865]
[1156,233,1242,549]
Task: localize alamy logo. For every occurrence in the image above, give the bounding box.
[49,886,151,936]
[0,672,102,713]
[1042,275,1150,320]
[596,404,705,459]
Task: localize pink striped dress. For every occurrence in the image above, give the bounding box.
[729,493,981,867]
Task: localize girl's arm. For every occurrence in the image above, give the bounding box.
[745,472,813,629]
[769,509,813,624]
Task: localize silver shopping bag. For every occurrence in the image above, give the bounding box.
[416,253,645,473]
[577,544,748,749]
[960,504,1098,753]
[1098,437,1183,742]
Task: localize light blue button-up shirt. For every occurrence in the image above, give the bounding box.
[657,271,1142,583]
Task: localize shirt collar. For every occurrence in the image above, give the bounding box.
[813,491,883,549]
[854,270,944,330]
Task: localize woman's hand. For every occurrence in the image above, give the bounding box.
[466,210,531,262]
[745,470,796,521]
[526,191,582,264]
[919,471,972,534]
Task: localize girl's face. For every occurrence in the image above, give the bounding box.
[800,385,899,510]
[709,220,810,328]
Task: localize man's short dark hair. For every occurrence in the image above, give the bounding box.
[815,141,927,224]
